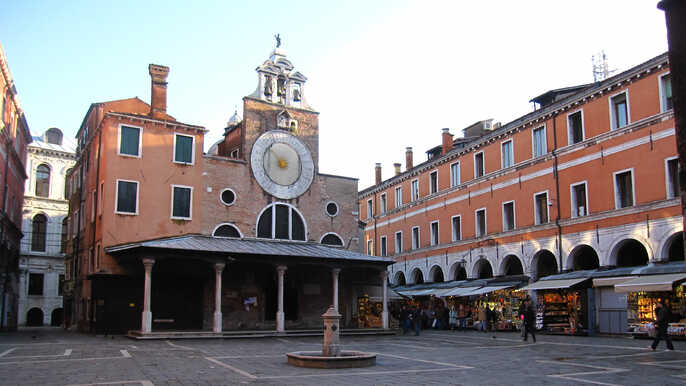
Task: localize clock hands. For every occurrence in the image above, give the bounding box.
[270,148,288,169]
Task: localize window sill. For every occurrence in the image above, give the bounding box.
[115,211,138,216]
[117,153,141,158]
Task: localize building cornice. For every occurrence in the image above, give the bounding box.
[360,53,670,197]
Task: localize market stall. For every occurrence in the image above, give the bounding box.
[521,277,591,335]
[614,273,686,338]
[462,285,527,331]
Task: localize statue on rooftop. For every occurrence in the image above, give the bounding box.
[275,34,281,48]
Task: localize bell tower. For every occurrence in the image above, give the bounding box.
[251,47,310,110]
[243,39,320,173]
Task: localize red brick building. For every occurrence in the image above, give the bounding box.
[0,43,32,331]
[359,53,681,334]
[64,48,391,334]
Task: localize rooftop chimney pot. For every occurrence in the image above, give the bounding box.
[405,147,413,171]
[394,163,401,176]
[375,163,382,185]
[149,64,170,119]
[442,128,453,155]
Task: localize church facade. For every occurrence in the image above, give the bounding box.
[63,47,391,334]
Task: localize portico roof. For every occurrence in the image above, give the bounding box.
[104,235,394,266]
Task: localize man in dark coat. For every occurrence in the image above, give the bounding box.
[400,305,410,335]
[522,298,536,343]
[651,301,675,351]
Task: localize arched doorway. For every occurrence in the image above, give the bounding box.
[533,250,558,280]
[501,255,524,276]
[26,308,43,326]
[666,232,684,262]
[615,239,649,267]
[474,259,493,279]
[394,271,406,286]
[51,308,63,327]
[411,268,424,284]
[569,245,600,271]
[429,265,444,282]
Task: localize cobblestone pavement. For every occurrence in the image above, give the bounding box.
[1,327,685,385]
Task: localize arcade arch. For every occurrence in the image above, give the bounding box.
[473,258,493,279]
[500,255,524,276]
[567,245,600,271]
[410,267,424,284]
[533,250,558,280]
[429,265,445,283]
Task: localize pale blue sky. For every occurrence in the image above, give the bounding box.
[1,1,669,188]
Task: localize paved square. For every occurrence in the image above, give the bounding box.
[0,328,684,385]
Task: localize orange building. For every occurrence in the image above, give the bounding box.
[0,43,32,331]
[359,53,682,334]
[64,48,392,335]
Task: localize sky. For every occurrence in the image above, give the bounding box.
[1,1,669,189]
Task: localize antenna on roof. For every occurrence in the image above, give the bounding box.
[592,50,616,82]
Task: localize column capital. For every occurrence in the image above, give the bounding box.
[332,267,341,275]
[142,258,155,269]
[380,270,389,280]
[214,262,226,273]
[276,265,288,274]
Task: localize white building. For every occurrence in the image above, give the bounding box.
[18,128,75,326]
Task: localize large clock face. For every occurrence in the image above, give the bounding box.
[251,131,314,199]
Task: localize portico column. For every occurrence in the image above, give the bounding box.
[332,268,341,311]
[381,270,389,329]
[213,262,225,333]
[141,258,155,333]
[276,265,287,332]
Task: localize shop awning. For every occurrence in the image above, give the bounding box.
[519,277,589,291]
[395,288,439,297]
[462,285,515,296]
[614,273,686,293]
[592,276,635,287]
[440,286,482,297]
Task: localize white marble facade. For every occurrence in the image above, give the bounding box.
[18,128,75,326]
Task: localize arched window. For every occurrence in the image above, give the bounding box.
[35,164,50,197]
[31,214,48,252]
[45,128,63,145]
[257,203,306,241]
[213,224,241,238]
[321,233,343,246]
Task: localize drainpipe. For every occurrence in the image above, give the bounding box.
[551,112,564,272]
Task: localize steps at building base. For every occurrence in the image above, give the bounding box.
[127,328,396,340]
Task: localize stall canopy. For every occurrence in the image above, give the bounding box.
[440,286,482,297]
[461,285,515,296]
[614,273,686,293]
[520,277,589,291]
[395,288,441,297]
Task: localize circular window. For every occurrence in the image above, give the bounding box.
[220,189,236,206]
[325,201,339,217]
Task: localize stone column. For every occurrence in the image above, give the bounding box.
[141,258,155,333]
[332,268,341,311]
[213,262,225,333]
[381,270,389,329]
[276,265,287,332]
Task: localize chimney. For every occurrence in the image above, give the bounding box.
[405,147,413,171]
[375,163,382,185]
[394,163,401,176]
[442,128,453,155]
[149,64,170,119]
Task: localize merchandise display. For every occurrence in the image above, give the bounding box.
[536,289,587,335]
[627,287,686,337]
[469,289,526,331]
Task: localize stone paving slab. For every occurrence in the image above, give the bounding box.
[0,328,685,385]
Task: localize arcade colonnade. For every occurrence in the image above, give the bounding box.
[138,258,390,333]
[390,219,683,286]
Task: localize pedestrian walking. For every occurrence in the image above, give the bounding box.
[412,305,422,336]
[400,304,410,335]
[522,297,536,343]
[650,300,674,351]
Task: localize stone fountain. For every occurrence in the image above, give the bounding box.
[286,306,377,369]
